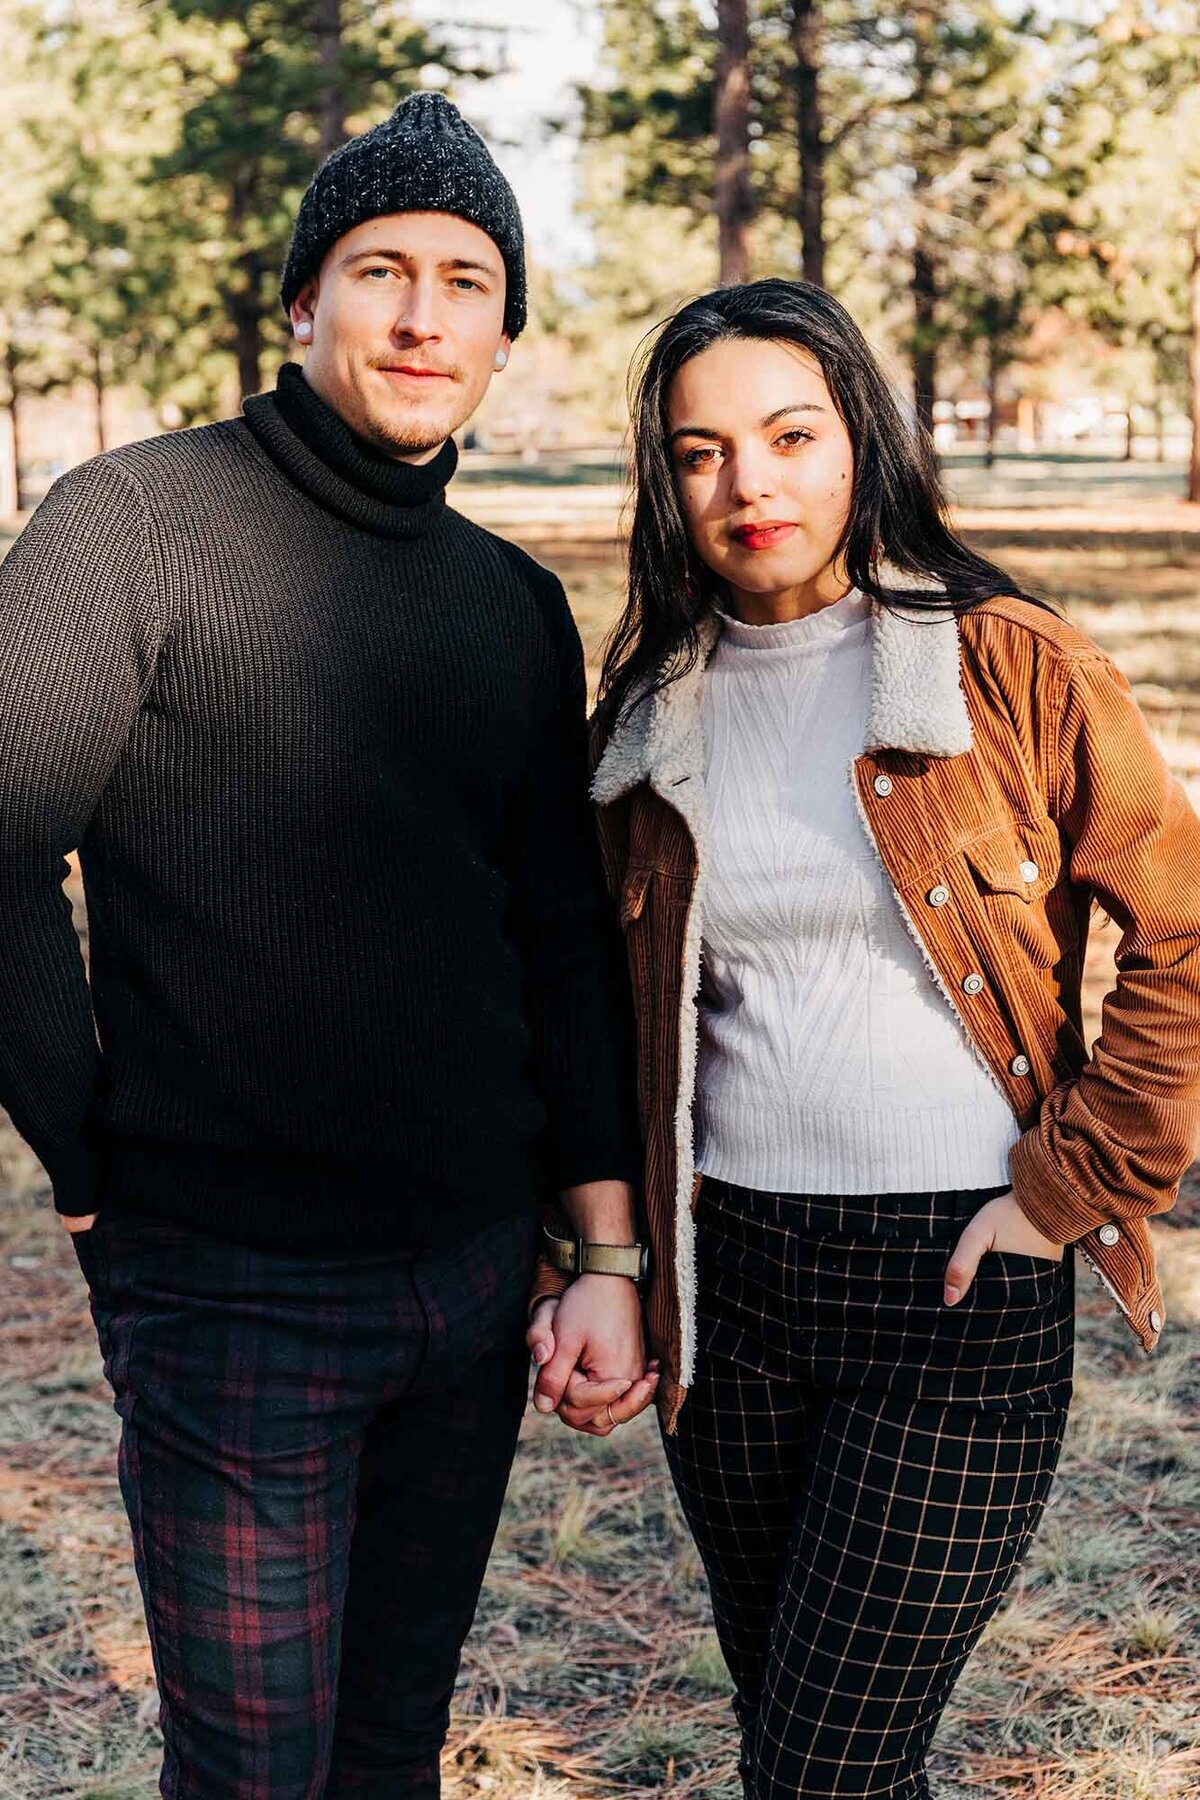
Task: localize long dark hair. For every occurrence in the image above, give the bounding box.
[600,278,1034,723]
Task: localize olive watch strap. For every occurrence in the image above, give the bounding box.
[541,1225,649,1286]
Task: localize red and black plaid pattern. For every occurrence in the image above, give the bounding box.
[665,1179,1073,1800]
[73,1204,538,1799]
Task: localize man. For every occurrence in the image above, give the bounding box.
[0,93,655,1797]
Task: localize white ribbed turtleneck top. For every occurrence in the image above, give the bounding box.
[695,587,1017,1194]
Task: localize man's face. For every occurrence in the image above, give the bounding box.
[290,212,510,462]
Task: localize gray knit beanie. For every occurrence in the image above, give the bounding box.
[281,91,527,339]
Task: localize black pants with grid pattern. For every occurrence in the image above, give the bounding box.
[664,1179,1074,1800]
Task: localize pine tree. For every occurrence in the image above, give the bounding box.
[0,0,493,427]
[715,0,753,283]
[1028,3,1200,494]
[791,0,825,287]
[151,0,478,400]
[848,6,1055,437]
[578,0,1055,432]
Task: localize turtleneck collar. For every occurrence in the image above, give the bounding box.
[242,362,458,539]
[716,587,868,651]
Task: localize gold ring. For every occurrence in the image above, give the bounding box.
[604,1402,617,1428]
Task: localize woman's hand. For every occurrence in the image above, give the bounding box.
[944,1190,1064,1306]
[526,1276,660,1435]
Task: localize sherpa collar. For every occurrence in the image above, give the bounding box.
[591,599,973,819]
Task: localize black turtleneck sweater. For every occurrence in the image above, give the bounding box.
[0,366,638,1246]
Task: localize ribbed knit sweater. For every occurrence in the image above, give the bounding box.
[0,364,637,1246]
[696,589,1018,1193]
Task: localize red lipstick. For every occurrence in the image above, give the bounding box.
[730,521,797,551]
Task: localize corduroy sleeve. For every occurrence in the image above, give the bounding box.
[0,456,161,1215]
[503,570,642,1200]
[1010,650,1200,1243]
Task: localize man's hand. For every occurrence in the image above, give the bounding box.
[944,1189,1064,1306]
[526,1275,659,1436]
[60,1212,98,1234]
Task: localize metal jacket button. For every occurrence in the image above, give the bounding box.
[1097,1222,1121,1246]
[927,885,950,907]
[962,972,984,995]
[873,774,893,797]
[1019,860,1039,883]
[1009,1054,1031,1076]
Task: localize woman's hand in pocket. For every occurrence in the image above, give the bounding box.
[60,1212,98,1234]
[944,1190,1064,1306]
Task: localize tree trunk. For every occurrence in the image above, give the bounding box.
[1154,389,1165,462]
[791,0,825,288]
[909,10,937,442]
[316,0,344,164]
[912,239,937,440]
[1124,403,1135,462]
[4,340,23,514]
[232,297,262,401]
[715,0,753,285]
[985,324,1000,469]
[228,173,263,400]
[92,339,107,455]
[1189,217,1200,504]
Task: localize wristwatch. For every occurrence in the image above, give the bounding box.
[541,1223,649,1287]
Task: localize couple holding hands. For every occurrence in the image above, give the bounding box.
[1,93,1196,1800]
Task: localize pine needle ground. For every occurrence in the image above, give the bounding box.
[1,516,1197,1800]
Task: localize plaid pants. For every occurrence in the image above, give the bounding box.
[665,1179,1074,1800]
[72,1203,539,1800]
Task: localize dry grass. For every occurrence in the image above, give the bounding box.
[1,525,1199,1798]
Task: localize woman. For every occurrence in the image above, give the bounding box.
[529,279,1200,1798]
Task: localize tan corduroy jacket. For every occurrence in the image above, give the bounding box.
[531,596,1200,1433]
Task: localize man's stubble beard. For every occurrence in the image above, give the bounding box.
[359,408,454,459]
[357,367,474,461]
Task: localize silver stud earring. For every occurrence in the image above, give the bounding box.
[493,348,508,370]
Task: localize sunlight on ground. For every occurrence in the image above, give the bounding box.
[1,511,1198,1798]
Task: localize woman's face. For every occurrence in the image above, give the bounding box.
[665,336,856,615]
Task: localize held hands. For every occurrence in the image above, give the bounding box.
[944,1189,1064,1306]
[526,1274,660,1436]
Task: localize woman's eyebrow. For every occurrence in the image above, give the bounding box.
[668,423,723,443]
[761,402,827,426]
[669,401,826,443]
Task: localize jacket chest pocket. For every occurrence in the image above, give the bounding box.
[620,863,654,928]
[619,859,694,925]
[962,824,1064,969]
[618,860,692,1133]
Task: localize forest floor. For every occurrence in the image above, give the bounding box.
[1,495,1198,1799]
